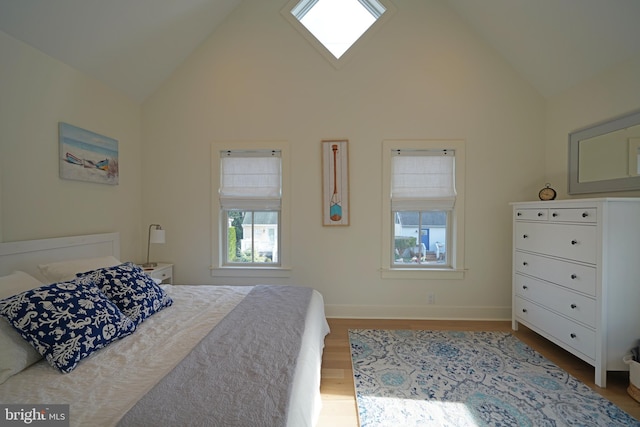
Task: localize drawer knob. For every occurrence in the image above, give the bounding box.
[552,212,558,217]
[517,212,522,216]
[522,285,528,290]
[523,234,529,239]
[571,240,578,245]
[570,304,577,309]
[522,309,528,313]
[570,333,577,339]
[582,212,588,218]
[571,274,577,279]
[537,212,543,217]
[522,262,528,266]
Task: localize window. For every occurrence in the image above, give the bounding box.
[220,152,280,266]
[212,142,291,279]
[381,140,466,279]
[282,0,395,67]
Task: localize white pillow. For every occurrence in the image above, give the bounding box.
[0,318,42,384]
[38,255,121,282]
[0,271,44,383]
[0,270,43,299]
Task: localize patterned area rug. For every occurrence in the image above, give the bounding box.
[349,329,640,427]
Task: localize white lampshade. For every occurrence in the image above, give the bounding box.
[150,228,165,244]
[144,224,166,268]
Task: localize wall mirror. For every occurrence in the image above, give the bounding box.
[569,109,640,194]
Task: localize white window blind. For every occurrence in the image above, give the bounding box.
[219,151,281,210]
[391,150,456,210]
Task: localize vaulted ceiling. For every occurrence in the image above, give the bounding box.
[1,0,639,102]
[0,0,243,101]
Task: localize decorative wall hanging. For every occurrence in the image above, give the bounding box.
[321,139,349,226]
[59,122,119,185]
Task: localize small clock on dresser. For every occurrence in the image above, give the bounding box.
[538,183,556,201]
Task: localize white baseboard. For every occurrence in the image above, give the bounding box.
[325,304,511,321]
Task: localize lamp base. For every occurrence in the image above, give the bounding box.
[142,262,158,268]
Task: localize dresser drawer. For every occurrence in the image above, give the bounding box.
[514,222,597,264]
[514,274,596,327]
[549,208,597,223]
[514,208,548,221]
[515,296,595,359]
[514,251,596,295]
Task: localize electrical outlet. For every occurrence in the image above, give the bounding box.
[427,293,435,304]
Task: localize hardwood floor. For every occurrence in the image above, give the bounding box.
[317,318,640,426]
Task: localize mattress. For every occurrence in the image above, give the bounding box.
[0,284,329,427]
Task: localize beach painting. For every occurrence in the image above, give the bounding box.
[59,122,119,185]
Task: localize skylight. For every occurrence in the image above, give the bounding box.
[290,0,387,59]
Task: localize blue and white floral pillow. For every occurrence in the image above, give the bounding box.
[79,262,173,326]
[0,280,136,373]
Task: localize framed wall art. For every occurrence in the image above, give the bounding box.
[59,122,119,185]
[321,139,349,226]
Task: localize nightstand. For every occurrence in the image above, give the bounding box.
[140,263,173,285]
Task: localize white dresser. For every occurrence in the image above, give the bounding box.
[511,198,640,387]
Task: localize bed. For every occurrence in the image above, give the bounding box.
[0,232,330,427]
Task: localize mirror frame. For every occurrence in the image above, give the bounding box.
[568,109,640,194]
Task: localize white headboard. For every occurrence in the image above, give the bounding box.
[0,233,120,282]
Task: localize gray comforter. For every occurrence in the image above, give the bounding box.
[118,285,313,427]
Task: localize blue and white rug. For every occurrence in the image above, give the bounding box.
[349,329,639,427]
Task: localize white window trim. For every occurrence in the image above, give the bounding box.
[211,141,291,280]
[280,0,396,69]
[381,140,466,279]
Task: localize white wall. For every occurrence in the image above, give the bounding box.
[142,0,546,319]
[545,55,640,198]
[6,1,636,319]
[0,31,143,262]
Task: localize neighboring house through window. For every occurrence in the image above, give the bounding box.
[381,140,466,279]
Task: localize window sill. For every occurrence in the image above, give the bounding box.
[380,268,465,280]
[211,266,292,279]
